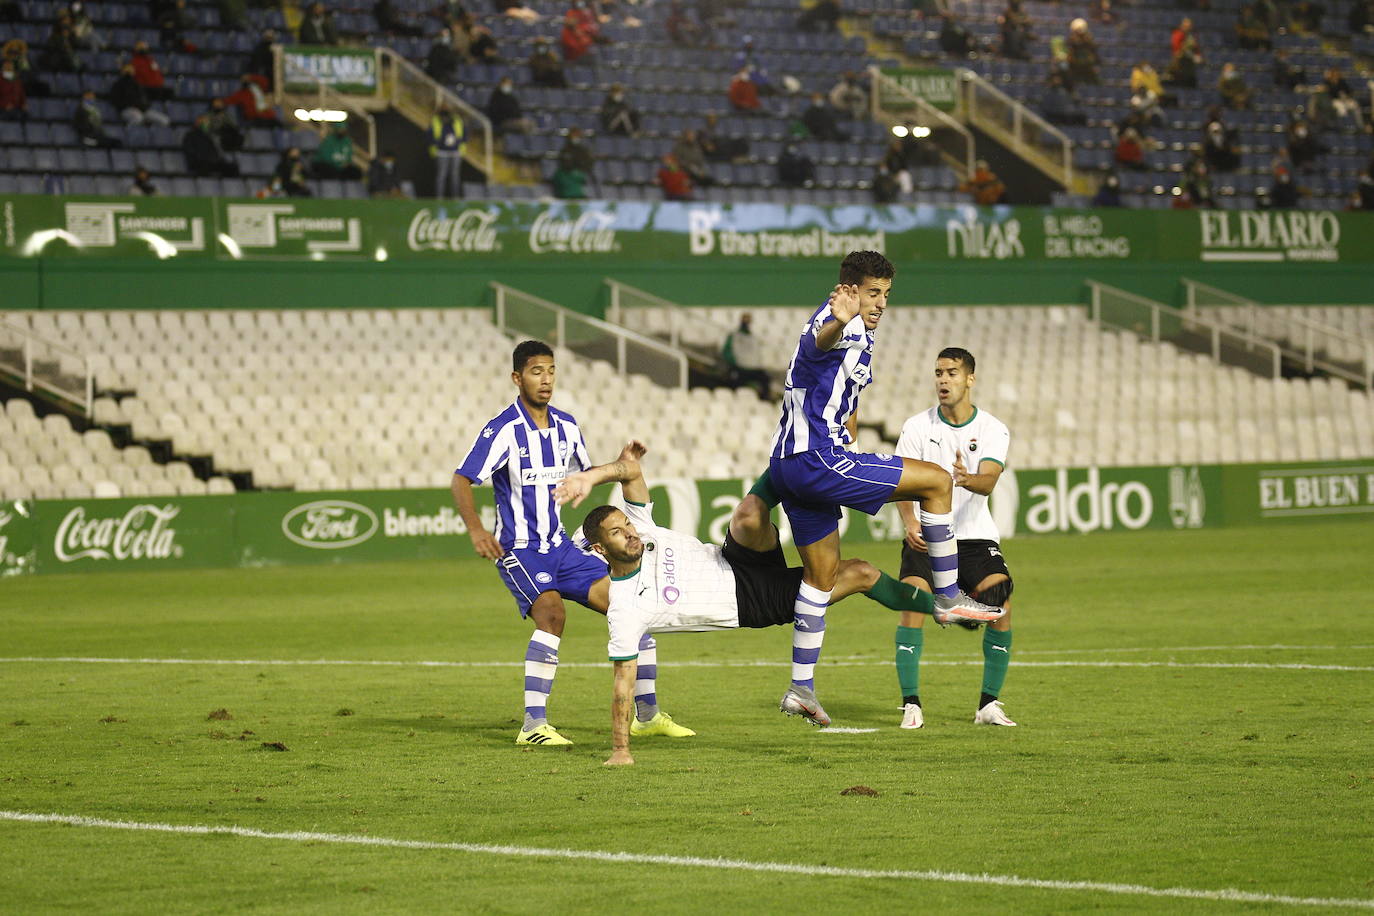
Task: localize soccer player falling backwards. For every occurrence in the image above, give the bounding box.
[451,340,694,747]
[554,440,1004,765]
[893,347,1018,728]
[766,250,1001,727]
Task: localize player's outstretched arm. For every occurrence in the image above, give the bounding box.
[605,659,637,766]
[814,284,860,351]
[953,452,1004,496]
[451,472,503,560]
[553,440,650,507]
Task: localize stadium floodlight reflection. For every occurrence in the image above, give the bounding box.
[890,125,933,139]
[133,232,177,259]
[217,233,243,259]
[20,229,83,257]
[294,108,348,122]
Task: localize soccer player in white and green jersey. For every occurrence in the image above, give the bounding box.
[894,347,1018,728]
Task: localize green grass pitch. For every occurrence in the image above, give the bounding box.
[1,521,1372,913]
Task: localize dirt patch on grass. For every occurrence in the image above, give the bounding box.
[207,708,234,721]
[259,741,289,752]
[840,785,879,797]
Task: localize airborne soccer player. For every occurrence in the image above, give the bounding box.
[894,347,1018,728]
[553,441,1004,765]
[767,251,1000,726]
[451,340,694,747]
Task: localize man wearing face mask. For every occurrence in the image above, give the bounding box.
[599,83,640,136]
[0,59,26,121]
[486,76,534,135]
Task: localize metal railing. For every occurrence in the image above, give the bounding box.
[0,320,93,417]
[378,47,493,181]
[868,65,974,177]
[604,279,736,362]
[1183,279,1373,390]
[1087,281,1280,378]
[954,68,1073,187]
[491,283,688,389]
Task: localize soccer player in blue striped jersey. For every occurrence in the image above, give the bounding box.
[767,251,1001,726]
[451,340,694,747]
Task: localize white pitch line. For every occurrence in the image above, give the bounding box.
[817,727,878,734]
[0,811,1369,910]
[0,656,1370,672]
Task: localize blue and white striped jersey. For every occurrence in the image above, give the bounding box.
[770,301,877,458]
[456,399,592,552]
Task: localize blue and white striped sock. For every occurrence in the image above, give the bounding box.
[522,630,560,730]
[791,582,830,689]
[634,633,659,723]
[920,508,960,598]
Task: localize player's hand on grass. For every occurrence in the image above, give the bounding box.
[469,527,504,561]
[553,471,596,507]
[604,748,634,766]
[828,283,861,324]
[904,523,927,552]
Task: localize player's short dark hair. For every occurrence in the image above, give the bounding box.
[838,250,895,286]
[938,347,976,373]
[512,340,554,373]
[581,505,619,546]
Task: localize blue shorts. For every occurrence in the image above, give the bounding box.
[769,447,905,547]
[495,540,610,617]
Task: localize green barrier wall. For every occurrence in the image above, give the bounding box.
[4,460,1370,577]
[3,196,1372,312]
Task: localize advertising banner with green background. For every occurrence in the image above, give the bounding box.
[3,196,1372,312]
[878,67,958,111]
[281,46,379,94]
[3,461,1370,576]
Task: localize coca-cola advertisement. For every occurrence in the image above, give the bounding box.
[33,497,235,573]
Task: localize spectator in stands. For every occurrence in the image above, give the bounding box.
[255,175,287,198]
[458,15,499,62]
[247,30,276,88]
[802,92,847,141]
[1130,60,1173,108]
[699,111,747,160]
[1286,118,1326,170]
[1089,0,1117,26]
[2,39,46,97]
[1114,127,1146,170]
[130,166,159,195]
[999,0,1032,60]
[67,1,105,50]
[732,36,773,91]
[1066,19,1099,85]
[527,36,566,87]
[495,0,541,24]
[872,160,900,203]
[375,0,426,36]
[728,67,762,114]
[1267,165,1300,209]
[1290,0,1324,34]
[655,153,694,200]
[0,58,26,121]
[312,124,362,180]
[430,105,465,198]
[367,149,405,197]
[1322,67,1365,131]
[299,2,339,45]
[1235,2,1271,50]
[110,64,170,126]
[1170,17,1194,58]
[1356,171,1374,210]
[672,128,712,186]
[910,0,948,18]
[74,89,120,147]
[1350,0,1374,33]
[600,84,640,136]
[554,126,593,196]
[1202,108,1240,171]
[276,147,312,196]
[939,13,974,57]
[796,0,839,33]
[1272,49,1304,91]
[829,71,866,120]
[1183,159,1215,207]
[777,143,815,187]
[881,137,913,193]
[722,314,770,399]
[42,18,83,72]
[486,76,534,135]
[426,29,460,83]
[1038,73,1084,125]
[560,3,597,62]
[183,114,239,176]
[218,0,249,31]
[666,0,705,46]
[205,97,244,151]
[1047,36,1072,88]
[1091,171,1122,207]
[131,41,173,101]
[223,73,281,128]
[552,160,589,198]
[159,0,195,52]
[1165,18,1201,89]
[1218,63,1251,110]
[959,159,1007,204]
